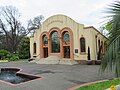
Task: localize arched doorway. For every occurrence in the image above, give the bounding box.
[40,27,73,60]
[42,35,48,58]
[62,31,70,58]
[61,28,74,60]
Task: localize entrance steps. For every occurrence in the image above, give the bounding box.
[36,56,61,64]
[34,56,78,65]
[60,58,78,65]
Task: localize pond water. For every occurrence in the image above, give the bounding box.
[0,68,40,84]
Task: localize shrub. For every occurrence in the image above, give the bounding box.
[9,54,19,61]
[18,37,30,59]
[0,50,19,61]
[0,50,10,59]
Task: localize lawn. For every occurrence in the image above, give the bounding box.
[77,78,120,90]
[0,60,8,62]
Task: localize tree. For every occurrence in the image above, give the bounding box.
[18,37,30,59]
[87,46,91,60]
[0,6,27,53]
[99,22,112,37]
[0,6,43,53]
[101,1,120,77]
[27,15,44,36]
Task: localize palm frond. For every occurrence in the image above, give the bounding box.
[101,1,120,77]
[101,35,120,77]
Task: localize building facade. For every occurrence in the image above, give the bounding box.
[30,14,107,63]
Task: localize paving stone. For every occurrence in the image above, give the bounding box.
[0,61,115,90]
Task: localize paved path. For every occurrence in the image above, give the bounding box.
[0,61,115,90]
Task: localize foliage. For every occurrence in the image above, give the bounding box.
[28,15,44,36]
[0,6,43,53]
[6,52,19,61]
[18,37,30,59]
[0,6,24,53]
[101,22,112,32]
[104,22,112,32]
[100,22,112,37]
[0,49,19,61]
[87,46,91,60]
[101,1,120,77]
[101,35,120,77]
[106,1,120,42]
[9,54,19,61]
[77,78,120,90]
[0,34,5,50]
[0,50,10,59]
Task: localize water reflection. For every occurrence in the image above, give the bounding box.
[0,68,40,84]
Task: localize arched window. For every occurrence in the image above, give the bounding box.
[80,37,86,52]
[63,32,70,42]
[33,43,36,54]
[42,35,48,46]
[51,31,60,53]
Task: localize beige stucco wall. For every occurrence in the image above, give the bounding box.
[30,14,107,60]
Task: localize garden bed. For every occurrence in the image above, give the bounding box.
[76,78,120,90]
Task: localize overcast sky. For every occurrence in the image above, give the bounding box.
[0,0,116,29]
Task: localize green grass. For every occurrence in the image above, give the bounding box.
[0,60,8,62]
[77,78,120,90]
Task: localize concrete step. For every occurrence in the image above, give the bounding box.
[35,56,78,65]
[60,59,78,65]
[36,55,60,64]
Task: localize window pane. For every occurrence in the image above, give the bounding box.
[80,38,86,52]
[43,35,48,45]
[51,32,60,53]
[63,32,70,42]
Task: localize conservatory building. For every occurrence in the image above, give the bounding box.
[30,14,107,64]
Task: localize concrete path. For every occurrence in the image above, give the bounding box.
[0,61,115,90]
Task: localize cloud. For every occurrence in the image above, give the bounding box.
[0,0,115,28]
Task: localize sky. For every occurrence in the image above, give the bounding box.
[0,0,116,29]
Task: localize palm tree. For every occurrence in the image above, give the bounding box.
[101,1,120,77]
